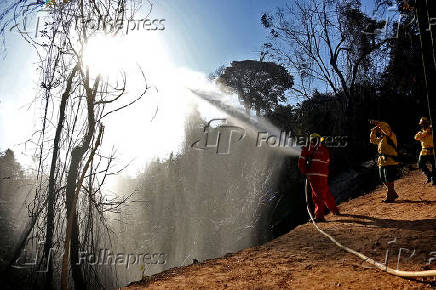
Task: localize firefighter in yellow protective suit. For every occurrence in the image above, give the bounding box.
[369,120,399,203]
[414,117,435,185]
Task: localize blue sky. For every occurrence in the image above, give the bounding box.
[0,0,287,153]
[152,0,286,74]
[0,0,379,163]
[152,0,376,74]
[0,0,378,89]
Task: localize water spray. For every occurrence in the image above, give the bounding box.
[188,88,301,157]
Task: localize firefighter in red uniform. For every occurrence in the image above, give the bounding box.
[298,133,340,222]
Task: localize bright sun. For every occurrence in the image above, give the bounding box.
[82,32,234,179]
[82,33,193,175]
[83,36,126,76]
[83,33,170,79]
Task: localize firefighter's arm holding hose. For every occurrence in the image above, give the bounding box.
[370,126,381,145]
[370,120,394,143]
[414,127,432,141]
[370,120,393,137]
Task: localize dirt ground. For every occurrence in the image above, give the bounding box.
[126,169,436,289]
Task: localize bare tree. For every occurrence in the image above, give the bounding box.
[261,0,389,107]
[0,0,150,288]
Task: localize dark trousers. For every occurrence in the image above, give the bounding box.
[418,155,436,180]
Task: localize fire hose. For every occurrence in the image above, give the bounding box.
[304,179,436,278]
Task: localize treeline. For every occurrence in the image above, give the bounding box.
[0,149,30,271]
[214,0,431,174]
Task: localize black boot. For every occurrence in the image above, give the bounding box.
[382,183,398,202]
[314,217,326,223]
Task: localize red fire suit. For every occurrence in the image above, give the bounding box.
[298,144,339,219]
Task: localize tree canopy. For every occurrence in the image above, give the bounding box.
[216,60,294,117]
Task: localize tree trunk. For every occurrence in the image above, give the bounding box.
[65,149,87,290]
[44,65,78,289]
[60,73,100,289]
[416,0,436,166]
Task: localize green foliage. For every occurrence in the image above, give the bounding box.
[264,104,298,133]
[217,60,294,116]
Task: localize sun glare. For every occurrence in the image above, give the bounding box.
[82,32,237,177]
[83,33,170,79]
[83,36,126,76]
[83,33,197,176]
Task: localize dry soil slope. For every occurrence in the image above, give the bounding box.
[127,169,436,289]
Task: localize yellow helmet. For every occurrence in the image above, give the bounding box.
[419,117,429,126]
[309,133,323,143]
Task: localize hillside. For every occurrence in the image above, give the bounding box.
[126,168,436,289]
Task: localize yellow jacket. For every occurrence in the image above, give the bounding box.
[370,121,399,167]
[414,127,434,156]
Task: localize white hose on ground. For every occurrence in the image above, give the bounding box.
[304,179,436,278]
